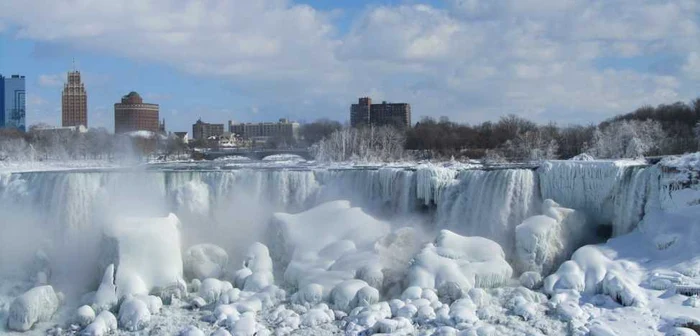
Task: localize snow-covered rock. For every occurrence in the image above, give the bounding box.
[199,278,234,304]
[183,244,229,281]
[179,325,205,336]
[99,213,185,299]
[7,285,61,331]
[407,230,512,293]
[238,242,274,292]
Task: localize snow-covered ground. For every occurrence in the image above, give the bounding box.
[1,154,699,335]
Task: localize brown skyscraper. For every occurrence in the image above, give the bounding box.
[114,91,160,133]
[61,70,88,127]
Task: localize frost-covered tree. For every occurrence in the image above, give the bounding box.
[695,122,700,146]
[313,126,405,162]
[501,129,560,162]
[588,120,666,159]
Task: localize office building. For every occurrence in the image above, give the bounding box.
[62,70,88,127]
[350,97,411,129]
[192,119,224,140]
[228,118,299,142]
[0,74,26,131]
[114,91,160,133]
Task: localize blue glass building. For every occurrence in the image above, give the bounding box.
[0,74,26,131]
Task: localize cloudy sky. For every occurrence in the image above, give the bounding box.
[0,0,698,132]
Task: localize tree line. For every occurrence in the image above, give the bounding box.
[303,98,700,162]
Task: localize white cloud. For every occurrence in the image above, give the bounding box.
[683,52,700,80]
[1,0,699,125]
[38,74,62,87]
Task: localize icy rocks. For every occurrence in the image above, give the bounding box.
[99,213,185,299]
[7,285,61,331]
[407,230,512,293]
[184,243,229,281]
[80,311,117,336]
[199,278,234,304]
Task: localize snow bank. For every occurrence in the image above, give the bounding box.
[7,285,60,331]
[407,230,512,294]
[183,244,229,281]
[515,199,590,275]
[100,213,184,299]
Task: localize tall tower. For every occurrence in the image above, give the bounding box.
[62,68,88,127]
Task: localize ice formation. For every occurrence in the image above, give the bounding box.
[407,230,512,294]
[7,285,60,331]
[100,213,185,299]
[514,199,590,275]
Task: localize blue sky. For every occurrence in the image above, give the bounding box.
[1,0,698,133]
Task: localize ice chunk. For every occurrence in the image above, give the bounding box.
[117,296,151,331]
[74,305,96,328]
[183,244,229,281]
[239,243,274,292]
[80,311,117,336]
[407,230,512,292]
[519,271,543,289]
[330,279,369,312]
[199,278,234,304]
[7,285,60,331]
[100,213,185,299]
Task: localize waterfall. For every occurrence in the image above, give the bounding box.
[0,161,661,263]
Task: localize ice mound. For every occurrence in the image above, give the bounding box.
[407,230,512,294]
[7,285,60,331]
[99,213,185,299]
[271,201,390,298]
[92,264,118,313]
[515,199,590,275]
[184,243,229,281]
[74,305,96,328]
[237,243,274,292]
[544,245,646,307]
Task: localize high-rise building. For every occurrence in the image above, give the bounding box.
[350,97,411,129]
[228,118,299,141]
[192,119,224,140]
[62,70,88,127]
[0,74,26,131]
[114,91,160,134]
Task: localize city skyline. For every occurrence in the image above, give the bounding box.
[1,1,699,133]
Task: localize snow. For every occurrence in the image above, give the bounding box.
[73,305,95,328]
